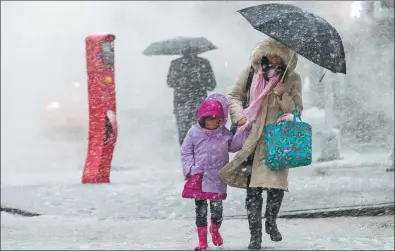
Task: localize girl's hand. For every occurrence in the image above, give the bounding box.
[273,81,285,97]
[237,118,247,127]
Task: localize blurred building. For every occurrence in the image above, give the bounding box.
[301,1,394,148]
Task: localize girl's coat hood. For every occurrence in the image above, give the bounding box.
[250,39,298,74]
[205,92,229,125]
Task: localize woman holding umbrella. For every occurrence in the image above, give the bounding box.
[220,3,346,249]
[225,38,303,249]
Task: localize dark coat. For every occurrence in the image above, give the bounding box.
[167,55,216,114]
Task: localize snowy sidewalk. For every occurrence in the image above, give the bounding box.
[1,134,393,221]
[1,163,393,220]
[1,212,394,250]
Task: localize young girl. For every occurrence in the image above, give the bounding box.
[181,93,243,251]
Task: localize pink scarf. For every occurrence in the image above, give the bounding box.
[203,128,217,136]
[239,67,280,131]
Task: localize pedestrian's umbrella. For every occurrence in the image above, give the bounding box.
[143,36,217,56]
[238,3,346,74]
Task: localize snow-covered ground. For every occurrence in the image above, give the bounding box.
[1,118,393,244]
[1,162,393,220]
[1,212,394,250]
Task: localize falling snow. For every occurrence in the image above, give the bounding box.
[1,1,393,250]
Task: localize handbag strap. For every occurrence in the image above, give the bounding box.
[277,109,302,123]
[231,66,254,134]
[243,66,255,109]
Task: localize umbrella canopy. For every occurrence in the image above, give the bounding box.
[143,36,217,56]
[238,3,346,74]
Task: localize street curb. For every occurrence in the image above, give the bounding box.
[278,203,394,219]
[225,202,395,220]
[310,161,385,169]
[1,206,41,217]
[2,203,394,220]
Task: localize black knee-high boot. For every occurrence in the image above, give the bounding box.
[264,189,284,242]
[246,187,263,249]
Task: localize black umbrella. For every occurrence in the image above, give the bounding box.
[143,36,217,56]
[238,3,346,74]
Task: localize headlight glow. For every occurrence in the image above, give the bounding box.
[350,1,362,18]
[72,81,81,88]
[46,102,61,110]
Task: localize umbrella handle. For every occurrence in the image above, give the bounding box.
[280,51,296,82]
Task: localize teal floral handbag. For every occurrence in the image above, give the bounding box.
[264,110,312,170]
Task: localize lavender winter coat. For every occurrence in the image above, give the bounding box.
[181,93,245,194]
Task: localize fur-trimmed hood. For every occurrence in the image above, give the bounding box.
[250,39,298,74]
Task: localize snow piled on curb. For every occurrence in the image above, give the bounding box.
[311,151,390,169]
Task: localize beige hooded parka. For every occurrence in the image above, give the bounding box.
[219,39,303,190]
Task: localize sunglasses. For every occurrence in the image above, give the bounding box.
[261,56,286,75]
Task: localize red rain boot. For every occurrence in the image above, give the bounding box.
[195,225,208,251]
[209,220,223,246]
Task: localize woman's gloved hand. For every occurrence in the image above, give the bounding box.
[277,93,294,113]
[273,81,285,97]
